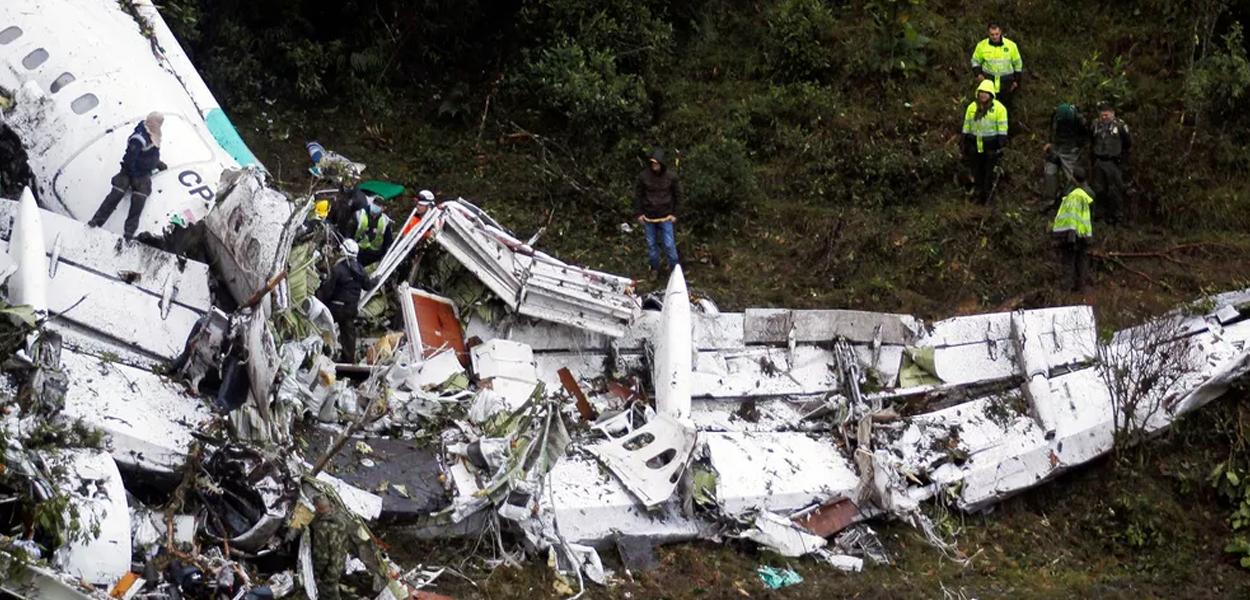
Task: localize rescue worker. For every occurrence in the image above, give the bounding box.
[353,199,394,267]
[1043,103,1088,209]
[970,22,1023,133]
[316,240,368,363]
[1090,101,1132,225]
[1051,166,1095,291]
[330,183,370,239]
[88,112,168,239]
[634,149,681,278]
[310,495,349,600]
[400,189,436,237]
[961,79,1009,204]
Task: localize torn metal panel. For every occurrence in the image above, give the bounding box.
[532,351,645,396]
[655,265,692,420]
[546,454,703,548]
[1167,318,1250,418]
[0,560,101,600]
[358,207,440,309]
[203,169,292,306]
[472,310,745,354]
[689,398,827,433]
[37,262,203,362]
[922,307,1096,385]
[243,311,284,442]
[314,471,385,522]
[587,413,696,508]
[434,202,638,337]
[692,346,838,398]
[471,339,540,411]
[879,364,1118,511]
[201,445,297,553]
[465,317,614,353]
[740,511,827,557]
[60,348,210,473]
[792,497,863,538]
[0,197,212,308]
[744,308,920,345]
[0,203,209,361]
[0,0,250,235]
[408,348,468,391]
[624,310,746,353]
[1010,310,1097,437]
[704,432,859,517]
[50,450,131,586]
[922,306,1093,349]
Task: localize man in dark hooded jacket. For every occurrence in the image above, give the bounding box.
[88,111,168,239]
[1042,103,1088,210]
[317,239,369,363]
[634,149,681,277]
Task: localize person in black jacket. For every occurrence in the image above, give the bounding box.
[88,112,168,239]
[331,185,370,239]
[1042,103,1088,210]
[634,149,681,278]
[317,239,369,363]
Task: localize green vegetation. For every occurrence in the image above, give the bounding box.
[158,0,1250,595]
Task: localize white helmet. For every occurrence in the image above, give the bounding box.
[418,189,435,202]
[341,239,359,257]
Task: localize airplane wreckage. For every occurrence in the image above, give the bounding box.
[1,1,1249,598]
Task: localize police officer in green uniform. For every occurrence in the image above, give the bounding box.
[1090,101,1132,225]
[311,495,350,600]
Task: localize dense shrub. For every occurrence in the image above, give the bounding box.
[763,0,838,82]
[1187,23,1250,124]
[515,41,649,141]
[516,0,676,74]
[678,137,759,230]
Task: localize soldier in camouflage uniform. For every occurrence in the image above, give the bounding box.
[311,495,350,600]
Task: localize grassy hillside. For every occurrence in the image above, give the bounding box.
[165,0,1250,595]
[194,0,1250,322]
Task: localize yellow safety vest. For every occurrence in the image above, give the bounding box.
[962,97,1009,153]
[970,37,1024,93]
[1052,187,1094,238]
[354,209,391,250]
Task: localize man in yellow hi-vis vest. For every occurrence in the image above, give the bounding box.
[961,79,1009,204]
[1051,167,1095,291]
[971,22,1023,133]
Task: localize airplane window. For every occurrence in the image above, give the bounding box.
[245,237,261,264]
[0,27,21,44]
[21,48,48,70]
[50,72,75,94]
[71,93,98,114]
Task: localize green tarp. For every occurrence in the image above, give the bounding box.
[358,180,406,200]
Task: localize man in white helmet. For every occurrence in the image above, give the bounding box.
[316,239,368,362]
[401,189,436,236]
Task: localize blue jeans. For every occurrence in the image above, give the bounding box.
[643,221,679,270]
